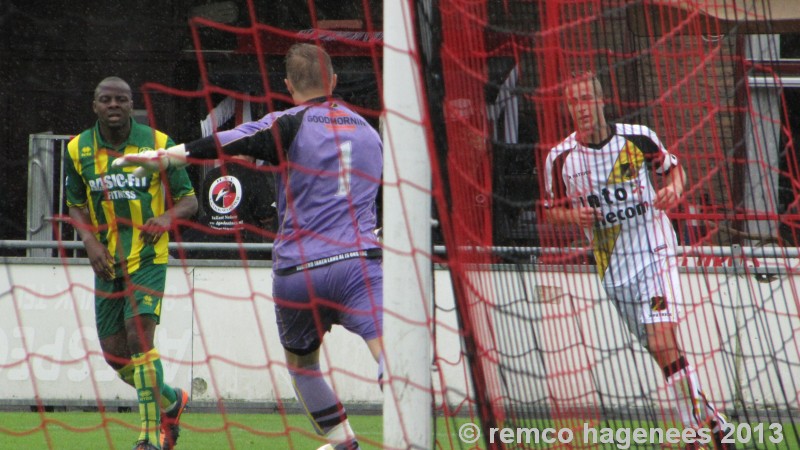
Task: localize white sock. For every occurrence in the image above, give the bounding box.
[324,419,359,449]
[666,362,724,429]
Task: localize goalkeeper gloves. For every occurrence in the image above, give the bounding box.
[112,144,188,177]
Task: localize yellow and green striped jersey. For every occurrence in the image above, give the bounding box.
[65,120,195,274]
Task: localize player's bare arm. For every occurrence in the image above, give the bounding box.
[68,205,115,280]
[139,195,198,246]
[653,164,686,211]
[545,206,602,228]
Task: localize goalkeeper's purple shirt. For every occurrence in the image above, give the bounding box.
[185,97,382,270]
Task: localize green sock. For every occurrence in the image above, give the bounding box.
[117,364,135,387]
[119,363,176,409]
[132,349,163,444]
[161,383,177,409]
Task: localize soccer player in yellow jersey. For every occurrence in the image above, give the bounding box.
[544,72,735,450]
[65,77,197,450]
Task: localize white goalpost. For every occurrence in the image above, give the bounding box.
[382,0,434,448]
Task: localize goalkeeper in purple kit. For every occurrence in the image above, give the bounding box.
[115,43,382,450]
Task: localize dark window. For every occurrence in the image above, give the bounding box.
[779,34,800,59]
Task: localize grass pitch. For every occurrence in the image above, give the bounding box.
[1,411,797,449]
[0,411,384,450]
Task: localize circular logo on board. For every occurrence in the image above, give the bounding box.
[208,175,243,214]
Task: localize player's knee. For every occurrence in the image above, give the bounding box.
[644,330,681,366]
[124,320,158,355]
[628,323,650,351]
[284,342,321,368]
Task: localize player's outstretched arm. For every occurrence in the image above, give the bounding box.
[114,123,283,177]
[112,144,188,176]
[545,206,601,228]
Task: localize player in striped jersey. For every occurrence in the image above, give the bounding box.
[114,44,382,450]
[544,72,734,449]
[66,77,197,450]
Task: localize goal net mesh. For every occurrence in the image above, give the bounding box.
[420,0,800,447]
[4,1,800,449]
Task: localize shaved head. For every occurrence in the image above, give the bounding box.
[95,76,131,100]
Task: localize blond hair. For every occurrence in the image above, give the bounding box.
[564,71,604,99]
[285,43,334,93]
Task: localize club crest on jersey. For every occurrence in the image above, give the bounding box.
[208,175,243,214]
[608,142,645,184]
[650,296,667,311]
[619,163,635,179]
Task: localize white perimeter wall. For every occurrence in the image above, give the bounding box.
[1,260,797,415]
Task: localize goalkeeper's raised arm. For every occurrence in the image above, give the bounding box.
[112,110,292,172]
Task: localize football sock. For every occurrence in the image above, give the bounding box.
[663,356,725,430]
[160,382,178,409]
[132,349,163,444]
[326,421,360,450]
[289,363,360,449]
[118,363,177,409]
[117,363,135,387]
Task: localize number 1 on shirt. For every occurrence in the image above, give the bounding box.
[336,141,352,196]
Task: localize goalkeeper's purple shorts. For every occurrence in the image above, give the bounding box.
[273,257,382,355]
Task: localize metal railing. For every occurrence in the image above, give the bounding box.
[27,133,75,257]
[1,240,795,278]
[0,240,272,253]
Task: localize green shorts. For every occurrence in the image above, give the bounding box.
[95,262,166,339]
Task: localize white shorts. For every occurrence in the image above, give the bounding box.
[604,256,682,344]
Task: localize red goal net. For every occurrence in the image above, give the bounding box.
[422,0,800,448]
[3,1,800,449]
